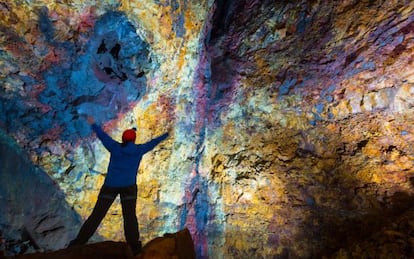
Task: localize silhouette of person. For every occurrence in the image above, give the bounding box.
[68,116,169,255]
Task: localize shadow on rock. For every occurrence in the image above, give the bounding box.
[305,186,414,258]
[325,190,414,258]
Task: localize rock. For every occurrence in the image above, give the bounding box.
[0,128,81,254]
[138,228,196,259]
[2,0,414,258]
[14,228,195,259]
[15,241,134,259]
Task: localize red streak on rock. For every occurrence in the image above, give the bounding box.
[77,7,97,33]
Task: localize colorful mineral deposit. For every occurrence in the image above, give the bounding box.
[2,0,414,258]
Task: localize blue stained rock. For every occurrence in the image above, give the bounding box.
[315,103,324,113]
[325,95,333,102]
[37,6,55,43]
[174,14,186,38]
[278,78,297,97]
[1,11,155,142]
[396,35,405,44]
[297,11,310,33]
[362,61,376,70]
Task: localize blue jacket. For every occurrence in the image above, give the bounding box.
[92,124,168,187]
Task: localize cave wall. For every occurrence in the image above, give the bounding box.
[203,1,414,257]
[1,0,414,258]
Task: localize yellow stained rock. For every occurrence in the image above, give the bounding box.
[361,142,381,157]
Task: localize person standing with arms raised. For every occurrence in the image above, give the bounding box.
[69,116,169,255]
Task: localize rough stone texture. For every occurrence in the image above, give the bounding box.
[0,128,82,255]
[1,0,414,258]
[14,228,195,259]
[138,228,196,259]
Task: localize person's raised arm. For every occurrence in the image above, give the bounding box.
[87,116,119,151]
[141,132,169,153]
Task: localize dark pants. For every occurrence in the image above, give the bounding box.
[70,184,141,253]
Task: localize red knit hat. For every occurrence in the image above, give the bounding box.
[122,129,136,143]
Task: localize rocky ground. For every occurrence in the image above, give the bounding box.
[12,228,195,259]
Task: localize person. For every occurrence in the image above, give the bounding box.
[68,116,169,255]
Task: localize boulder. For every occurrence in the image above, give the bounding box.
[14,228,195,259]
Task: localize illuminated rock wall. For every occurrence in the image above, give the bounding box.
[1,0,414,257]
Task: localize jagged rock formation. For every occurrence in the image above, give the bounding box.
[1,0,414,258]
[0,129,82,255]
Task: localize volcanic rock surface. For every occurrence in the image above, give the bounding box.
[1,0,414,258]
